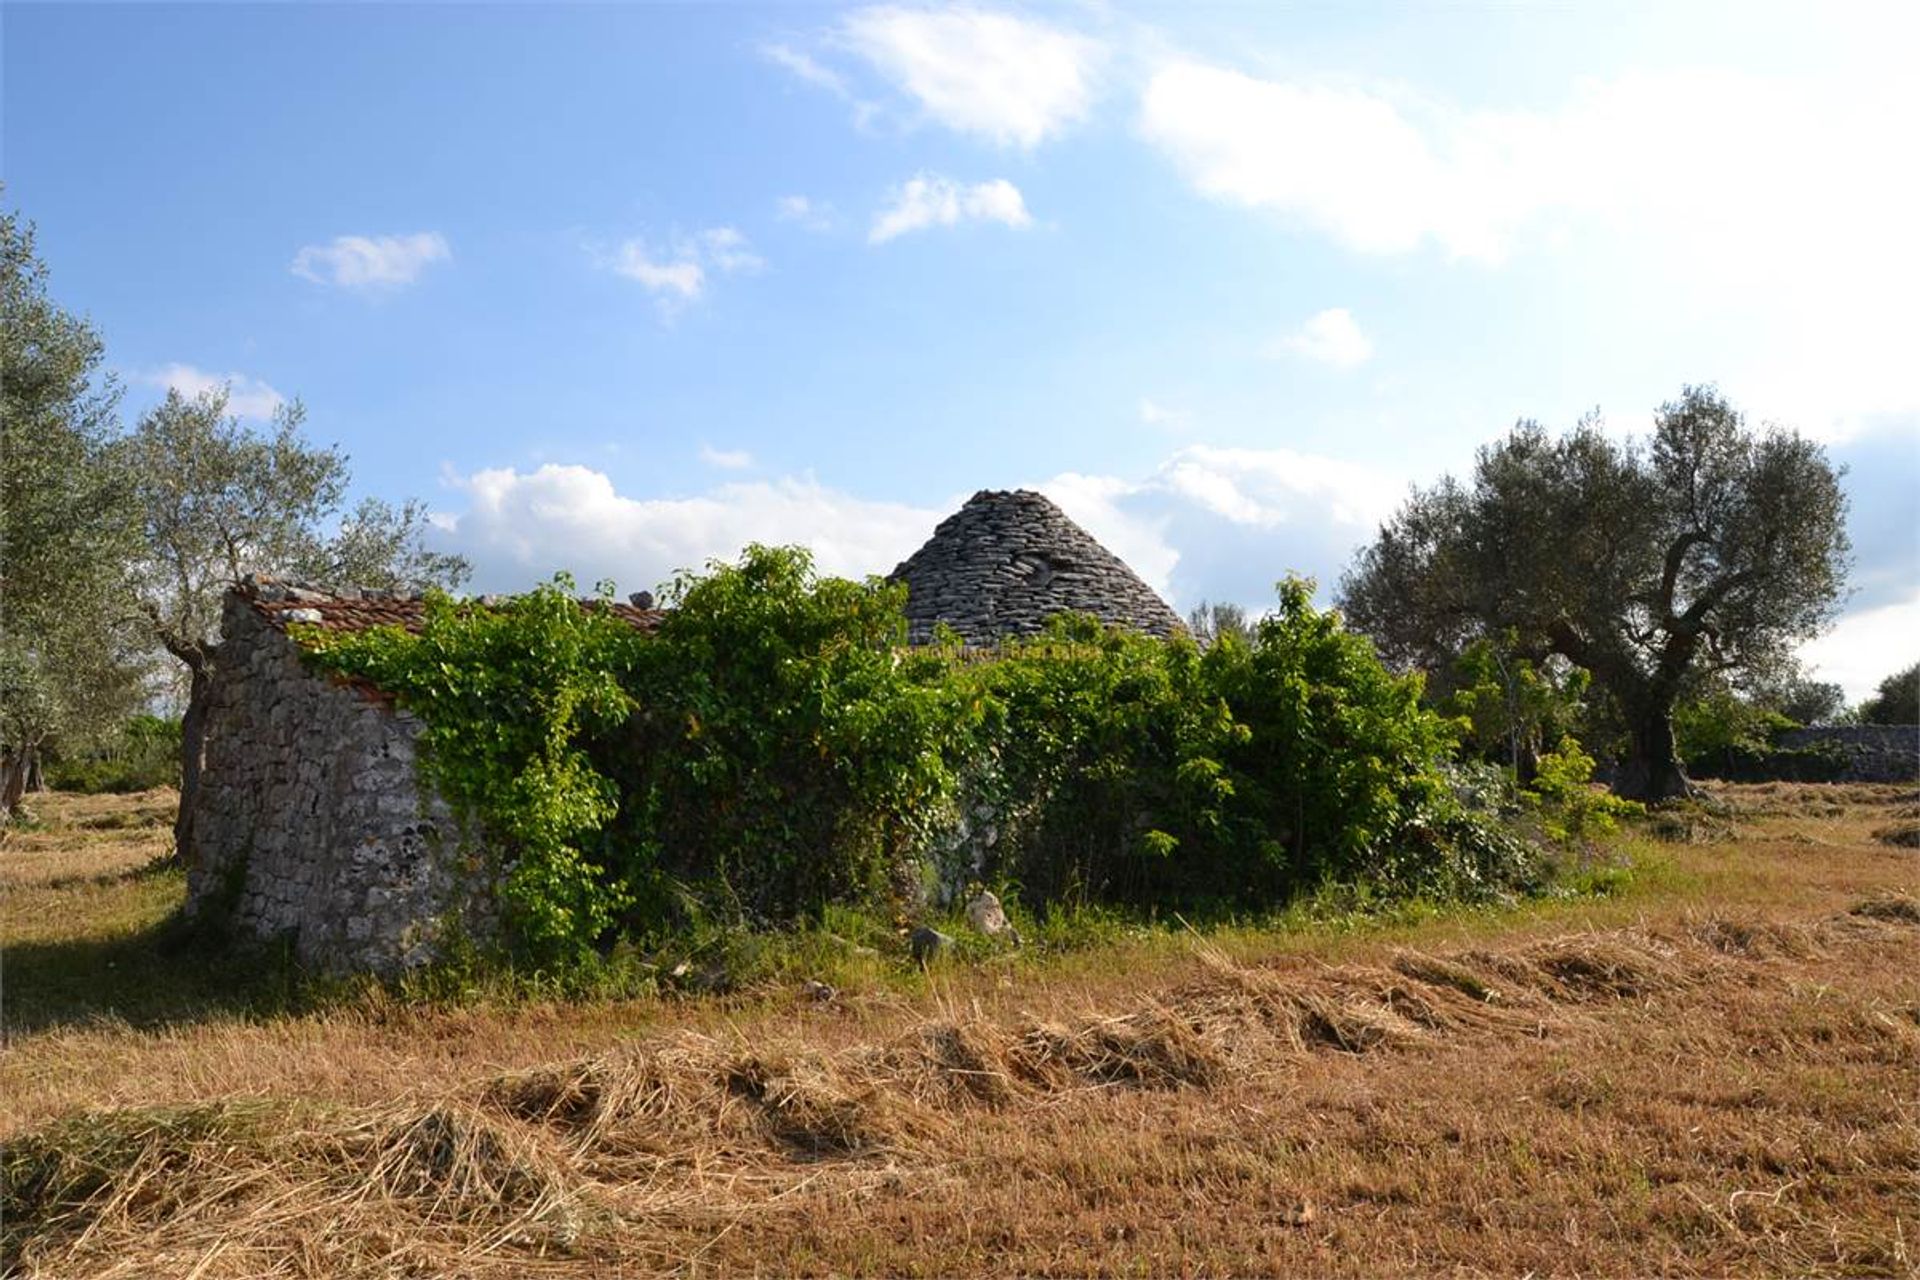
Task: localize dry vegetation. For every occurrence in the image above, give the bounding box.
[3,784,1917,1277]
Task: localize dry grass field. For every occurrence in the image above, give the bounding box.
[2,784,1916,1278]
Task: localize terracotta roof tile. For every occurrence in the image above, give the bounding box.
[248,590,665,635]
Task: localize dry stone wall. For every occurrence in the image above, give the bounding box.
[186,591,488,973]
[889,489,1183,645]
[1776,725,1920,783]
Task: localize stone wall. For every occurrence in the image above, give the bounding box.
[1775,725,1920,784]
[185,592,486,972]
[890,489,1184,645]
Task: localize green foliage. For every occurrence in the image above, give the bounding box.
[1858,661,1919,725]
[1440,637,1588,778]
[298,576,642,961]
[951,576,1538,908]
[1339,385,1851,800]
[1523,739,1643,843]
[299,555,1554,968]
[608,544,980,923]
[1,208,149,796]
[1672,682,1797,765]
[44,716,182,793]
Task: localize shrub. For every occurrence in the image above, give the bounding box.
[299,556,1551,966]
[44,716,182,793]
[603,545,980,925]
[1523,739,1642,842]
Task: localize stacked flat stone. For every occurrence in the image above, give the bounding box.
[889,489,1183,645]
[1777,725,1920,783]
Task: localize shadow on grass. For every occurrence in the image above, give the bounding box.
[2,908,314,1040]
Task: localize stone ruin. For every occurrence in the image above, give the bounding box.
[184,581,661,972]
[186,492,1180,971]
[889,489,1183,645]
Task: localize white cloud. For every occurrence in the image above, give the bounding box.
[612,244,705,300]
[870,174,1032,243]
[1138,398,1192,431]
[1140,57,1920,430]
[776,194,836,232]
[762,42,852,98]
[1270,308,1373,370]
[1798,591,1920,704]
[143,363,286,419]
[1038,444,1407,606]
[1139,60,1919,266]
[290,232,449,289]
[697,226,765,273]
[699,444,754,470]
[841,5,1099,148]
[429,464,937,595]
[606,227,763,305]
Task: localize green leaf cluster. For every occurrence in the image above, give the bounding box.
[298,553,1546,965]
[297,576,641,959]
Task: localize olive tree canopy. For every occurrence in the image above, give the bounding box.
[1338,386,1850,800]
[0,210,146,817]
[125,386,471,860]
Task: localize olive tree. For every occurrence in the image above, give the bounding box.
[0,210,147,818]
[124,387,470,860]
[1339,386,1849,800]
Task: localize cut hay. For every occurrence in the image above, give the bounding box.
[13,901,1915,1278]
[2,1099,581,1280]
[1519,935,1692,1000]
[1871,820,1920,848]
[1010,1005,1227,1089]
[1850,892,1920,924]
[1683,916,1824,961]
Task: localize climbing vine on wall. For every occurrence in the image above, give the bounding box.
[296,577,644,959]
[299,550,1546,966]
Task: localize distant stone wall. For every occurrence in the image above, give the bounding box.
[185,592,487,972]
[1776,725,1919,784]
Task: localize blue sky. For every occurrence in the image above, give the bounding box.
[5,1,1916,697]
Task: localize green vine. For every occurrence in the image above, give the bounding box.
[296,552,1554,967]
[296,576,643,960]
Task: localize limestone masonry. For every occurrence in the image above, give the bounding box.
[889,489,1183,645]
[186,588,465,973]
[1776,725,1920,784]
[186,492,1179,971]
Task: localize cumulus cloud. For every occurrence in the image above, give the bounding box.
[429,465,939,595]
[606,226,763,306]
[1270,308,1373,369]
[776,194,836,231]
[840,5,1100,148]
[1040,444,1404,610]
[699,444,754,470]
[611,245,705,300]
[870,174,1032,243]
[1139,57,1920,433]
[1798,591,1920,703]
[291,232,449,289]
[143,363,286,419]
[698,226,764,273]
[1139,60,1917,266]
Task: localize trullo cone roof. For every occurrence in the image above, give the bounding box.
[889,489,1184,644]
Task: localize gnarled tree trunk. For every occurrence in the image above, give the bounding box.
[1613,704,1694,802]
[170,644,216,866]
[1,742,34,819]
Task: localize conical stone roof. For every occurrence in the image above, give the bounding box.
[889,489,1184,645]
